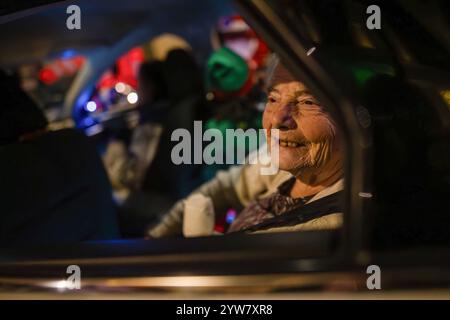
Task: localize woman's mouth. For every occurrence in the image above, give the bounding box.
[278,139,307,148]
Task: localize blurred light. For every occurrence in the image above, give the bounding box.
[214,225,225,233]
[52,280,69,292]
[115,82,126,93]
[225,208,237,224]
[256,101,265,112]
[127,92,138,104]
[358,192,373,198]
[85,124,103,136]
[440,90,450,109]
[352,68,376,86]
[306,47,316,56]
[86,101,97,112]
[81,117,95,128]
[39,68,57,85]
[61,49,77,59]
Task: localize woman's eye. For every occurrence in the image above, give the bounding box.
[268,97,277,103]
[299,99,317,106]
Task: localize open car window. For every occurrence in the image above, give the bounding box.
[238,0,450,253]
[0,0,449,297]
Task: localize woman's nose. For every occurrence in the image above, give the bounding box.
[272,103,297,131]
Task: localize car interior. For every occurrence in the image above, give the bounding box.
[0,0,449,297]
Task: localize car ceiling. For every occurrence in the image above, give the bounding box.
[0,0,235,66]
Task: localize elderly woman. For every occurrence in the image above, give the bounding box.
[148,60,344,237]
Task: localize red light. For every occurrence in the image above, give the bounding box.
[39,68,57,85]
[214,225,225,233]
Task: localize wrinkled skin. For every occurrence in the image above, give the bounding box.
[263,64,344,198]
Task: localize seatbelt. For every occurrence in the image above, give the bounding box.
[239,191,344,233]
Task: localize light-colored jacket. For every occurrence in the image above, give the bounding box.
[103,123,163,203]
[147,153,344,237]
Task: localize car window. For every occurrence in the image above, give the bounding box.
[253,0,450,251]
[0,0,449,297]
[0,0,350,259]
[1,0,448,257]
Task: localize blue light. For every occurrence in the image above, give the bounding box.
[61,49,77,59]
[81,117,95,128]
[85,101,97,112]
[225,208,237,224]
[74,88,93,112]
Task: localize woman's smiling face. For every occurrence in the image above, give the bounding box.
[263,69,339,176]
